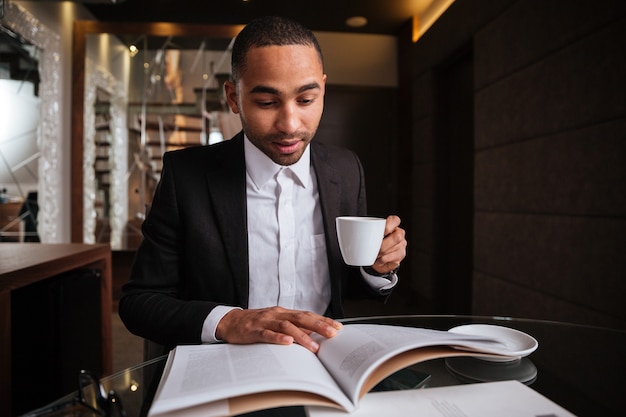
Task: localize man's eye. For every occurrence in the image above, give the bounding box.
[298,98,315,105]
[257,101,276,107]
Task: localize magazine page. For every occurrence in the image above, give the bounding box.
[306,380,577,417]
[149,343,355,416]
[312,324,506,404]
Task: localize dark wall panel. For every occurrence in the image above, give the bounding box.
[474,212,626,323]
[412,117,434,164]
[475,0,626,89]
[412,251,435,300]
[475,119,626,215]
[475,17,626,148]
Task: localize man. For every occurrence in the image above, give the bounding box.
[119,16,407,354]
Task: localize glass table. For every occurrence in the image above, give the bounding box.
[22,315,626,417]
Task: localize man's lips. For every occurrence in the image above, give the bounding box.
[273,140,301,154]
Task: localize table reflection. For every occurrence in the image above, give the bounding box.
[23,315,626,417]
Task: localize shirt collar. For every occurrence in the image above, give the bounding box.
[244,135,311,190]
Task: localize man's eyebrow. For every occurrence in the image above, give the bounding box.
[297,82,321,93]
[250,85,280,95]
[249,82,321,95]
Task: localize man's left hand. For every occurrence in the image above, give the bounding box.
[370,215,407,275]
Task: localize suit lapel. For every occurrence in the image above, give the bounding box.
[311,143,345,315]
[204,134,250,306]
[311,143,342,232]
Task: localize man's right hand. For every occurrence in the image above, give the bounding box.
[215,306,343,353]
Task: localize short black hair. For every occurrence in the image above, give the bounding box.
[231,16,323,83]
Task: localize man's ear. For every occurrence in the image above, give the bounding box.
[224,80,239,114]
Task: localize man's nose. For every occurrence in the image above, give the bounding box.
[275,103,300,134]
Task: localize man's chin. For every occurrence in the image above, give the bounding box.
[272,154,302,166]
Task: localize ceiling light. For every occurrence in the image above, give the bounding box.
[345,16,368,28]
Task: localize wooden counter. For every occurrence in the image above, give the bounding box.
[0,243,112,416]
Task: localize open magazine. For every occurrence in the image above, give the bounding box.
[148,323,537,417]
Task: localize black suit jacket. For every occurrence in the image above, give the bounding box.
[120,132,379,347]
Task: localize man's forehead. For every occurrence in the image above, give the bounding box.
[238,45,325,93]
[244,44,322,66]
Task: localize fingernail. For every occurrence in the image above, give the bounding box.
[310,341,320,352]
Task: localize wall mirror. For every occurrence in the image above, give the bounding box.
[1,2,61,243]
[72,21,243,249]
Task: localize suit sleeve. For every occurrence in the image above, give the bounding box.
[118,152,216,347]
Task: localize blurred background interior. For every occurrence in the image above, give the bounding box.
[1,1,624,412]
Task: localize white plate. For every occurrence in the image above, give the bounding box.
[448,324,538,361]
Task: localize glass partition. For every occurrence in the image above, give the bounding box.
[72,21,243,248]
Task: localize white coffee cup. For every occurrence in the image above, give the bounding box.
[336,216,386,266]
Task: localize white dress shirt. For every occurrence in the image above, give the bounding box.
[245,137,331,312]
[201,136,396,342]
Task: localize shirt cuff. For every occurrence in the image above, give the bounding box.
[201,305,242,343]
[360,267,399,292]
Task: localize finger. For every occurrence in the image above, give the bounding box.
[384,215,401,235]
[273,320,321,352]
[287,311,343,339]
[379,228,406,257]
[380,225,404,248]
[258,327,295,345]
[374,231,407,272]
[376,245,406,269]
[268,316,340,353]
